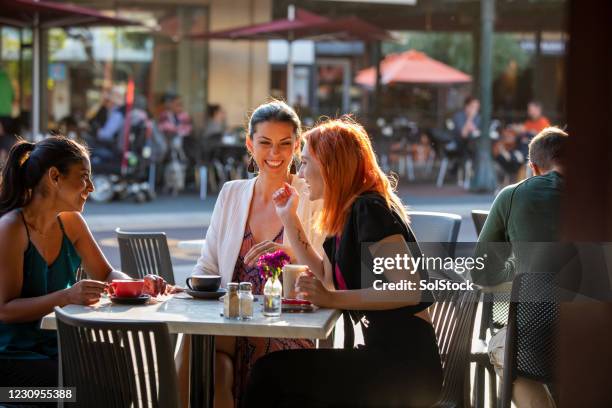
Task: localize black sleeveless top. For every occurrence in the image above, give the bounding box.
[323,193,433,349]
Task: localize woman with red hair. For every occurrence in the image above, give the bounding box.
[243,118,442,407]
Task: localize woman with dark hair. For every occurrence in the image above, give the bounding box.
[244,118,443,407]
[179,101,324,407]
[0,136,172,388]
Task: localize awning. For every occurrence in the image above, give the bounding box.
[191,8,328,41]
[192,7,390,105]
[0,0,136,29]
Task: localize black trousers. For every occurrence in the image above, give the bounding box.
[243,322,442,408]
[0,359,59,407]
[0,358,58,387]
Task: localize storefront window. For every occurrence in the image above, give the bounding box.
[45,4,208,135]
[0,26,32,135]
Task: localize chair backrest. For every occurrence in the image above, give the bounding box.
[116,228,175,284]
[471,210,489,237]
[409,211,462,244]
[479,291,511,341]
[430,280,480,407]
[55,307,179,408]
[408,211,462,272]
[505,273,559,383]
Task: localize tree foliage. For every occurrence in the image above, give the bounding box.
[383,32,530,80]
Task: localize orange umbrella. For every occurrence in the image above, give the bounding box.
[356,49,471,88]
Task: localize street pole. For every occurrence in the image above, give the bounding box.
[370,40,381,121]
[471,0,496,192]
[32,12,40,140]
[286,4,295,106]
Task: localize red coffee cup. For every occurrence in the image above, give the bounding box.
[110,279,145,298]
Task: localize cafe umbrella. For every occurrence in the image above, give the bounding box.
[191,6,390,106]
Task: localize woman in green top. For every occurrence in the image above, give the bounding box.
[0,136,146,387]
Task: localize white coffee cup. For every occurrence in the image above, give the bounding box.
[282,264,308,299]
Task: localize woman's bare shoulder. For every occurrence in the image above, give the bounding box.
[57,212,89,242]
[0,211,28,249]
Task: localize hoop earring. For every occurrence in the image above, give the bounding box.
[247,157,258,173]
[290,156,298,174]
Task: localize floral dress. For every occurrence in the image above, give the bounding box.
[231,225,315,406]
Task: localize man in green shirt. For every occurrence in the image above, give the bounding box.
[472,127,568,408]
[472,127,567,286]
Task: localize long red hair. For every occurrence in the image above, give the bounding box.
[304,118,409,236]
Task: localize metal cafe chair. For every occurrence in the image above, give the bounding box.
[55,306,180,408]
[500,273,558,408]
[430,279,480,407]
[115,228,175,285]
[408,211,462,281]
[408,211,462,253]
[470,208,504,407]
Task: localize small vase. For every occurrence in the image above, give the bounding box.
[263,276,282,317]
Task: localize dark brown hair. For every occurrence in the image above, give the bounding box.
[0,136,89,217]
[247,100,301,139]
[528,126,568,170]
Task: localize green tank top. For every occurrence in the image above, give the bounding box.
[0,211,80,360]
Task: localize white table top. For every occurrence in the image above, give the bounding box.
[41,294,341,340]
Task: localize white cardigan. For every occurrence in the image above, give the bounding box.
[192,176,324,287]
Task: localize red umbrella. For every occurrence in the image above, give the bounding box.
[0,0,140,137]
[356,49,472,87]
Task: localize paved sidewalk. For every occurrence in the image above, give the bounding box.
[84,183,495,240]
[83,195,216,232]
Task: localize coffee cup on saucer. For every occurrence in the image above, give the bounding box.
[186,275,221,292]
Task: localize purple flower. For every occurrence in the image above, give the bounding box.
[257,250,290,280]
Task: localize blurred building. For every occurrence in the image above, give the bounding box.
[0,0,568,134]
[0,0,272,134]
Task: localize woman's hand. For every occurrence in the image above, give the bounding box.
[143,274,183,295]
[65,279,107,305]
[244,242,295,267]
[272,183,299,223]
[295,270,335,308]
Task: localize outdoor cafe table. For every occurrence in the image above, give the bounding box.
[41,294,341,408]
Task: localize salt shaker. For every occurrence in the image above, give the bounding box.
[224,283,240,319]
[238,282,254,320]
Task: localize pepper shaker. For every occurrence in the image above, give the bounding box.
[224,283,240,319]
[239,282,254,320]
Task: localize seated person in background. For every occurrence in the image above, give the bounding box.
[87,89,111,134]
[177,101,324,408]
[157,93,193,194]
[201,104,227,164]
[204,104,226,141]
[157,92,193,147]
[412,132,435,166]
[473,127,568,408]
[95,88,126,150]
[0,137,174,388]
[493,126,526,184]
[452,96,481,163]
[244,118,442,407]
[522,101,551,136]
[514,101,552,161]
